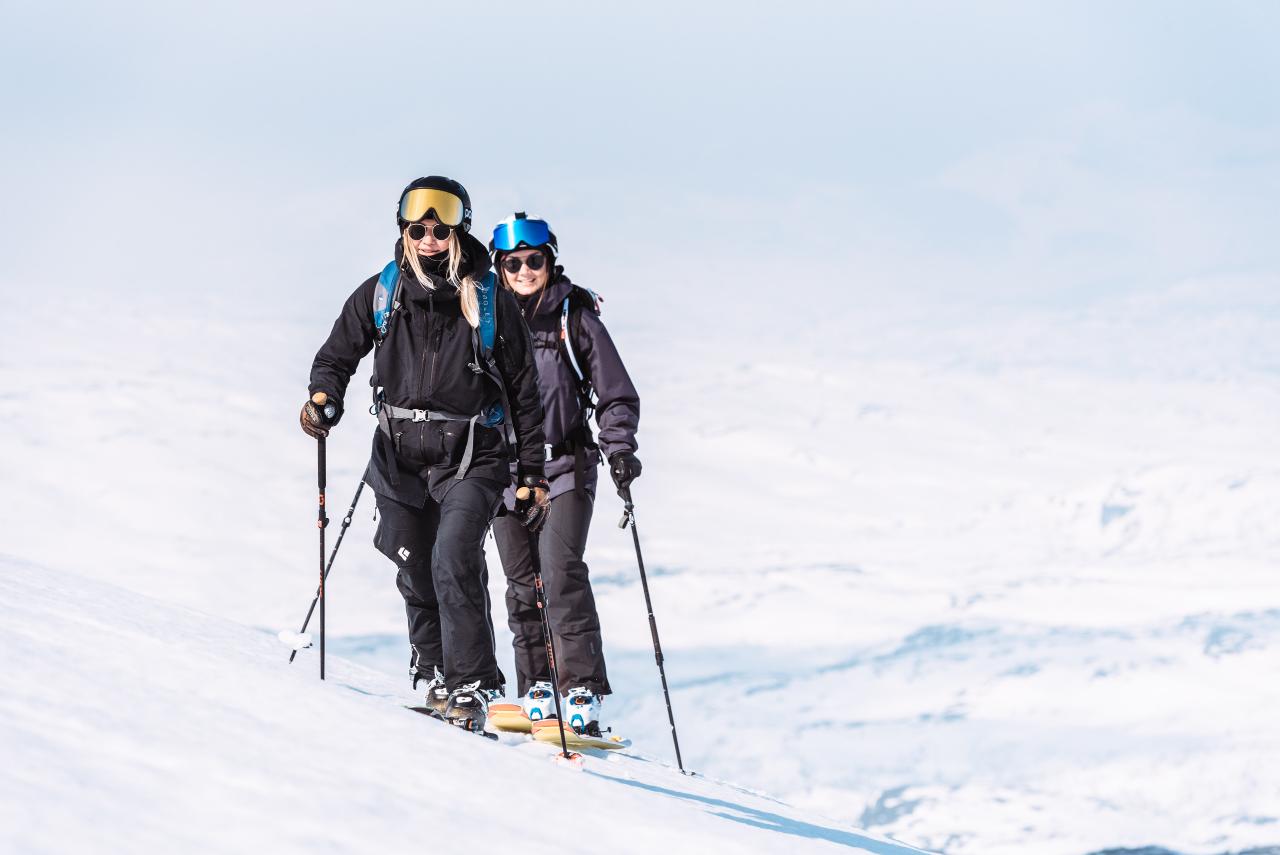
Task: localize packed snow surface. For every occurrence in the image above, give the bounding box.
[0,556,927,855]
[2,275,1278,854]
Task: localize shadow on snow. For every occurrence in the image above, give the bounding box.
[586,771,927,853]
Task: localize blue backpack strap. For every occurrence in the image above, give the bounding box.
[369,260,403,485]
[475,271,497,358]
[372,260,400,339]
[471,272,508,430]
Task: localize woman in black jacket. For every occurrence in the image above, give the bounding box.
[487,212,641,736]
[300,178,549,732]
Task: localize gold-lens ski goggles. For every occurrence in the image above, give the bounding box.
[398,187,466,226]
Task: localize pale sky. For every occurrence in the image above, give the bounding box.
[3,1,1278,321]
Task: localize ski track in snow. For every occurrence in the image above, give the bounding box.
[2,281,1279,854]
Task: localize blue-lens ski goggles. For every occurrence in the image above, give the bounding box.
[491,217,551,252]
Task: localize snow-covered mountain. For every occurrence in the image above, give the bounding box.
[6,1,1280,850]
[2,275,1276,854]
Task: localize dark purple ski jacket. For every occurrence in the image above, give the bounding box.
[504,270,640,506]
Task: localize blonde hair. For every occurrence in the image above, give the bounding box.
[403,229,480,328]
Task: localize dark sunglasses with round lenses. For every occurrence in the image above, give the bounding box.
[406,221,453,241]
[501,253,547,274]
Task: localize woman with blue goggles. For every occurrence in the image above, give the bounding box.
[486,212,642,737]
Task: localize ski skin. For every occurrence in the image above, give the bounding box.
[404,705,499,741]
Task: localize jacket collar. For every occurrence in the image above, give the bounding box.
[392,231,495,303]
[518,270,574,318]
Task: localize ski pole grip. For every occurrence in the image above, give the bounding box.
[312,391,338,424]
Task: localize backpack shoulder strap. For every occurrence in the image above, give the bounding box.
[372,260,401,341]
[471,272,511,435]
[561,285,601,386]
[475,271,498,359]
[560,295,587,385]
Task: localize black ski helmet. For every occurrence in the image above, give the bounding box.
[397,176,473,233]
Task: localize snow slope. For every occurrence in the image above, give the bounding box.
[0,555,928,855]
[5,3,1280,851]
[1,276,1278,854]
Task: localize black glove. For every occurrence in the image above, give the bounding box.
[513,474,551,534]
[300,393,341,439]
[609,451,642,493]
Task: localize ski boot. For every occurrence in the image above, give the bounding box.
[413,666,451,715]
[563,686,603,737]
[521,681,557,723]
[443,681,495,733]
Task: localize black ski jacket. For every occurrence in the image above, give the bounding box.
[508,270,639,503]
[309,233,546,507]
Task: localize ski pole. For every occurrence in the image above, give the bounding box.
[289,479,365,663]
[316,434,329,680]
[517,487,575,762]
[618,486,686,773]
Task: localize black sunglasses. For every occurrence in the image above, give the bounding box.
[407,222,453,241]
[501,253,547,274]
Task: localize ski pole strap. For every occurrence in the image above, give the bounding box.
[378,405,484,480]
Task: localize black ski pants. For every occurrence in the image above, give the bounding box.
[373,478,505,692]
[492,489,611,697]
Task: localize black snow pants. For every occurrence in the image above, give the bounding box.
[492,489,611,697]
[373,478,505,692]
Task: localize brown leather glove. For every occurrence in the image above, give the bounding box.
[514,476,551,534]
[300,392,339,439]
